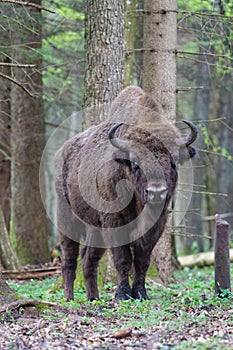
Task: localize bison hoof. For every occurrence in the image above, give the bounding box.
[132,284,149,301]
[115,282,132,300]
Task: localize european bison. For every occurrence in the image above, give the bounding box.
[55,86,197,301]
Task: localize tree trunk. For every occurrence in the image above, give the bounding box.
[142,0,177,283]
[134,0,144,84]
[0,62,11,233]
[124,0,137,86]
[0,272,18,306]
[83,0,125,284]
[0,207,21,270]
[0,5,11,232]
[183,41,214,254]
[216,74,233,229]
[83,0,124,113]
[214,217,231,294]
[10,2,50,264]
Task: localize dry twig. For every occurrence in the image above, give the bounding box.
[0,72,34,97]
[0,0,55,13]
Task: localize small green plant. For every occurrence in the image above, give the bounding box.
[216,288,232,299]
[6,264,233,348]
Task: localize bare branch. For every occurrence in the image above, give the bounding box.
[179,188,228,197]
[0,62,35,68]
[177,86,204,92]
[220,120,233,133]
[198,147,233,159]
[177,55,232,71]
[177,50,233,62]
[180,10,233,20]
[204,213,233,221]
[173,231,212,240]
[0,0,56,14]
[0,72,34,97]
[126,9,233,20]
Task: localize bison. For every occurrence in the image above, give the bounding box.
[55,86,198,301]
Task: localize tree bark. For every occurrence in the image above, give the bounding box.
[83,0,125,284]
[0,207,21,270]
[216,74,233,229]
[142,0,177,283]
[83,0,124,113]
[10,1,50,264]
[0,6,11,232]
[0,63,11,233]
[0,272,18,306]
[124,0,137,86]
[183,39,214,254]
[214,217,231,294]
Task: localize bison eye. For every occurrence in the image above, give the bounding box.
[131,160,140,170]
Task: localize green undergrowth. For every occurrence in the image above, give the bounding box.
[8,265,233,349]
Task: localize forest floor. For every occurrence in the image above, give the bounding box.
[0,266,233,349]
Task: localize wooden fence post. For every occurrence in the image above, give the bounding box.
[214,214,231,294]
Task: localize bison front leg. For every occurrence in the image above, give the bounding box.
[111,245,132,300]
[60,233,79,301]
[81,246,105,301]
[132,246,152,300]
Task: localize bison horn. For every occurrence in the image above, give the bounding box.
[182,120,198,146]
[108,122,129,151]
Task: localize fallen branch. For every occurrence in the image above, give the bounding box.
[2,266,61,280]
[0,298,59,314]
[178,249,233,268]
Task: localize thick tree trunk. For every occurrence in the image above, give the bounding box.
[10,2,50,264]
[142,0,177,283]
[83,0,124,114]
[83,0,125,284]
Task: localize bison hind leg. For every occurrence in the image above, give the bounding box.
[81,245,106,301]
[60,233,79,301]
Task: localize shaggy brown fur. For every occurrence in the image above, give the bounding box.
[55,86,197,301]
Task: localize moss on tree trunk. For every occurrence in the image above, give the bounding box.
[0,273,19,306]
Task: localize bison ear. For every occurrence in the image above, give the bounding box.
[187,146,196,159]
[179,146,196,164]
[112,150,131,166]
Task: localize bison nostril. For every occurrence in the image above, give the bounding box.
[160,188,168,198]
[145,187,167,202]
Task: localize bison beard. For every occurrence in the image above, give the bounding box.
[55,86,198,301]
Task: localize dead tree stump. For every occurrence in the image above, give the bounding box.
[214,214,231,295]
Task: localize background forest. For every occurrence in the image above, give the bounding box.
[0,1,233,348]
[0,0,233,267]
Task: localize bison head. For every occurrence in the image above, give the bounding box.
[108,121,197,207]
